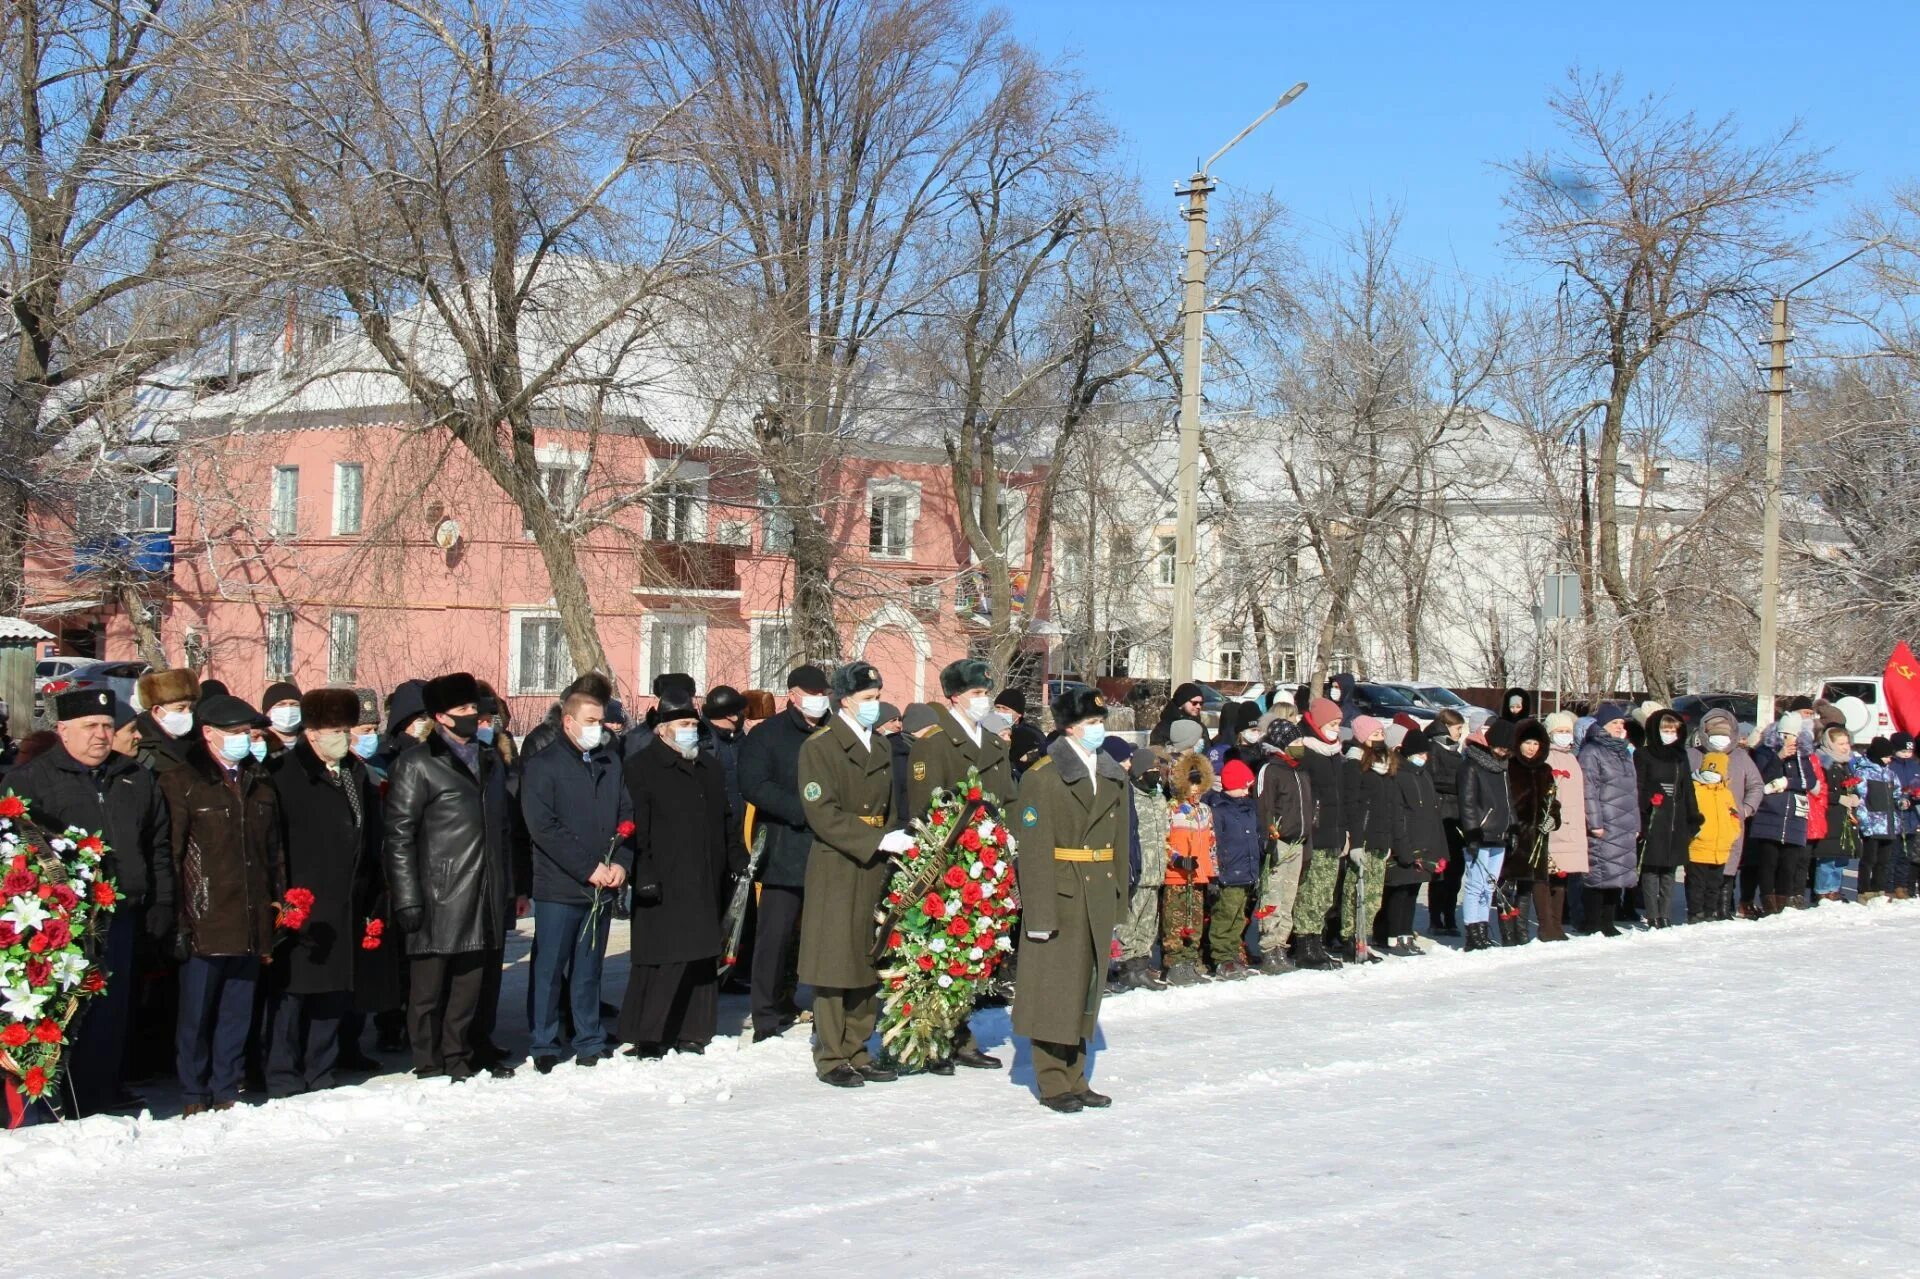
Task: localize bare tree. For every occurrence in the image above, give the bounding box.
[1500,69,1834,694]
[0,0,252,613]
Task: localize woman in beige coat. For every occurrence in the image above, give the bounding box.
[1544,711,1589,939]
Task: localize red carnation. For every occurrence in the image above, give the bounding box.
[6,854,22,872]
[960,882,984,906]
[23,958,49,988]
[0,921,17,948]
[947,961,968,977]
[2,869,34,897]
[943,866,967,888]
[966,787,982,801]
[887,931,903,949]
[38,917,71,950]
[916,954,935,971]
[284,887,316,910]
[76,835,104,856]
[887,892,902,906]
[931,810,949,827]
[900,1002,913,1016]
[21,1065,46,1098]
[0,1023,27,1048]
[36,884,52,900]
[921,893,945,918]
[947,918,969,938]
[80,968,105,993]
[617,820,637,839]
[1843,777,1861,791]
[1649,793,1665,808]
[91,881,116,907]
[33,1018,61,1044]
[0,795,24,819]
[366,918,384,937]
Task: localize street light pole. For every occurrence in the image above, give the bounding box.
[1169,82,1306,686]
[1755,238,1884,724]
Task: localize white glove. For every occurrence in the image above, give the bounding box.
[878,830,917,854]
[1027,930,1056,941]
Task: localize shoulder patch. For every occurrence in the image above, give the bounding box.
[912,761,927,781]
[803,780,822,802]
[1021,804,1040,827]
[1029,756,1054,772]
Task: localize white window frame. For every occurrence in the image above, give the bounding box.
[640,613,707,690]
[265,608,294,680]
[1272,641,1300,686]
[993,486,1028,564]
[646,458,709,543]
[129,474,175,533]
[750,616,796,691]
[328,611,359,683]
[1216,640,1244,683]
[524,445,588,538]
[760,484,795,554]
[1155,534,1177,588]
[866,477,921,561]
[332,462,365,536]
[508,608,574,697]
[270,466,300,538]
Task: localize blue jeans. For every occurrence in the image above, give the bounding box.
[527,899,613,1058]
[176,955,261,1105]
[1814,857,1849,896]
[1463,846,1506,926]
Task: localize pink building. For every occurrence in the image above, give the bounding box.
[25,321,1049,722]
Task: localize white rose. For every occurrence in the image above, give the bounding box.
[981,881,996,898]
[936,974,954,988]
[968,946,984,960]
[929,937,947,953]
[995,936,1014,952]
[969,861,984,880]
[946,899,962,917]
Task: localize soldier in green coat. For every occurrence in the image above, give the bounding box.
[797,661,916,1088]
[1012,686,1128,1113]
[906,657,1013,1075]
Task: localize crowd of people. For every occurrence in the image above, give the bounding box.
[5,658,1909,1125]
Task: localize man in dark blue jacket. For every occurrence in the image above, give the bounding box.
[518,686,634,1072]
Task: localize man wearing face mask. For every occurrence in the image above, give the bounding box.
[7,687,174,1115]
[382,672,524,1082]
[340,685,406,1061]
[265,688,383,1098]
[131,667,202,776]
[797,661,915,1087]
[739,664,833,1043]
[904,658,1011,1074]
[159,694,286,1115]
[1012,686,1127,1113]
[618,690,745,1056]
[518,686,632,1072]
[261,681,304,757]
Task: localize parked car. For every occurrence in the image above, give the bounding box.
[35,656,88,690]
[1347,681,1438,725]
[1672,693,1766,733]
[1043,677,1097,710]
[1816,676,1893,743]
[36,659,151,724]
[1406,683,1475,715]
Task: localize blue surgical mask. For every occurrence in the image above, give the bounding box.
[854,700,881,729]
[218,732,251,763]
[673,726,700,750]
[352,731,379,760]
[1078,723,1107,753]
[476,722,496,745]
[248,738,268,763]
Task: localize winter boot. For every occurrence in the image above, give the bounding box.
[1463,922,1492,952]
[1861,890,1884,905]
[1896,886,1912,900]
[1292,935,1342,970]
[1163,960,1206,988]
[1254,949,1295,975]
[1498,910,1527,947]
[1718,881,1738,921]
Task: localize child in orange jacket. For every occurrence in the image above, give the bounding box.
[1160,751,1216,985]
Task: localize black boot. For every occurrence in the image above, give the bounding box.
[1463,922,1491,952]
[1292,935,1341,970]
[1499,909,1527,947]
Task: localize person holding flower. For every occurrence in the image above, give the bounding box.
[519,685,633,1072]
[1811,726,1858,903]
[1013,685,1128,1113]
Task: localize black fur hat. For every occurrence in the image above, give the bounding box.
[831,661,882,702]
[939,658,992,699]
[422,672,481,716]
[301,687,363,732]
[1052,685,1108,730]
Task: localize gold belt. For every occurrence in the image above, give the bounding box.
[858,815,887,828]
[1054,847,1114,862]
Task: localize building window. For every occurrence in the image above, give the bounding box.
[129,477,175,532]
[510,612,573,696]
[265,608,293,680]
[1216,642,1244,683]
[328,612,359,682]
[1156,535,1177,587]
[647,480,699,542]
[332,463,364,536]
[644,616,704,688]
[1328,649,1354,676]
[866,478,920,561]
[1272,641,1299,686]
[524,457,585,537]
[270,466,299,538]
[908,580,939,614]
[753,619,794,690]
[761,486,794,554]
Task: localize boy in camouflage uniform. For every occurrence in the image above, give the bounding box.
[1113,749,1170,990]
[1254,720,1312,973]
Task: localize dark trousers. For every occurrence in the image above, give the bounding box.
[267,989,348,1097]
[1032,1038,1089,1101]
[527,900,612,1058]
[471,943,505,1059]
[67,905,137,1114]
[408,952,487,1075]
[750,884,805,1035]
[1533,877,1568,940]
[1428,822,1465,928]
[1378,882,1420,938]
[1742,839,1782,908]
[176,954,261,1105]
[1685,861,1723,923]
[1860,837,1897,894]
[1773,843,1811,904]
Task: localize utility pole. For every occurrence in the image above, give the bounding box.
[1168,82,1306,685]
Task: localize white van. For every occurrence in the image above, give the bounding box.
[1816,676,1891,743]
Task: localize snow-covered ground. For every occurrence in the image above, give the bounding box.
[10,903,1920,1277]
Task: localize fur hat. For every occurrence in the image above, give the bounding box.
[654,688,699,724]
[261,681,302,712]
[422,672,481,716]
[1170,749,1215,798]
[1485,719,1518,751]
[831,661,882,701]
[939,658,993,699]
[1052,684,1108,729]
[652,671,697,702]
[54,687,116,722]
[742,689,778,720]
[137,667,199,710]
[301,687,363,732]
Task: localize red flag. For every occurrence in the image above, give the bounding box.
[1883,642,1920,736]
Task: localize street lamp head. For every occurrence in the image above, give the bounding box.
[1278,82,1308,109]
[1202,81,1308,176]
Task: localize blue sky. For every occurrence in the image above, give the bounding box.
[1007,0,1919,293]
